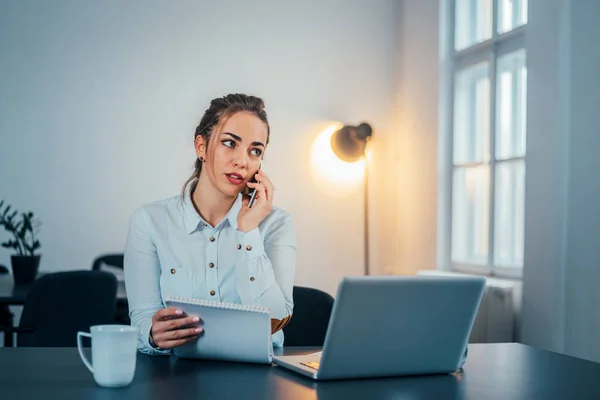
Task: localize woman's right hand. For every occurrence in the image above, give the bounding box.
[150,307,203,349]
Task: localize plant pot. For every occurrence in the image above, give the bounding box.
[11,255,41,285]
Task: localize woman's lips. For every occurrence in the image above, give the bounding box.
[226,173,244,185]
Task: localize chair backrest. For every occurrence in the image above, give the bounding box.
[91,254,124,271]
[0,264,13,327]
[283,286,335,346]
[18,271,118,347]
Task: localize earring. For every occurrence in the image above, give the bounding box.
[199,156,204,162]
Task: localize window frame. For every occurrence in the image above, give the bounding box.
[438,0,527,279]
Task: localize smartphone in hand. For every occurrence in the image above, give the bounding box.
[247,164,261,208]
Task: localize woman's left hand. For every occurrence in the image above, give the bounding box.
[237,169,274,233]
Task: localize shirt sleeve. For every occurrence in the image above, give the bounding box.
[123,207,171,356]
[234,211,296,327]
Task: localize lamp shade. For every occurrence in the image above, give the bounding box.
[330,123,373,162]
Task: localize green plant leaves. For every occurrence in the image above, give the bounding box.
[0,200,41,256]
[1,239,20,250]
[24,240,41,253]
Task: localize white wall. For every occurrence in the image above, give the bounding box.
[393,0,440,275]
[0,0,399,296]
[563,0,600,363]
[520,0,570,355]
[522,0,600,363]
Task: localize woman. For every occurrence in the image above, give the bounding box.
[124,94,296,355]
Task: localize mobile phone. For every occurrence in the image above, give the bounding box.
[247,164,261,208]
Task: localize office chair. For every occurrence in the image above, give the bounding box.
[91,254,124,271]
[0,265,15,347]
[283,286,334,346]
[91,253,129,325]
[11,271,117,347]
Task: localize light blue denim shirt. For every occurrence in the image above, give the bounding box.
[124,183,296,356]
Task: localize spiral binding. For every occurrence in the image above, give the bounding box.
[165,295,270,314]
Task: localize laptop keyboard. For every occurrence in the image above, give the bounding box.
[300,361,320,370]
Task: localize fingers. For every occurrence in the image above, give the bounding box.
[243,169,274,205]
[165,336,200,349]
[153,307,184,322]
[257,170,274,191]
[256,171,274,201]
[247,181,267,204]
[162,326,204,341]
[157,315,201,331]
[150,312,204,349]
[154,331,201,349]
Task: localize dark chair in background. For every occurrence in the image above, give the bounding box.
[0,265,15,347]
[91,253,129,325]
[91,254,124,272]
[2,271,118,347]
[283,286,334,346]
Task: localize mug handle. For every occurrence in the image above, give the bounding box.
[77,332,93,373]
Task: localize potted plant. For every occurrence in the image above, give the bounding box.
[0,200,41,285]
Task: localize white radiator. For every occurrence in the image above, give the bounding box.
[416,270,519,343]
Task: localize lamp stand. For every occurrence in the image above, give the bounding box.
[364,158,370,276]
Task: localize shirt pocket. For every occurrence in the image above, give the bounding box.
[158,261,192,300]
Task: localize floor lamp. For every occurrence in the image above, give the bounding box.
[330,123,373,275]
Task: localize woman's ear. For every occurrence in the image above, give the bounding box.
[194,135,207,160]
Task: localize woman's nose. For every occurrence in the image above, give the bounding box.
[232,151,248,168]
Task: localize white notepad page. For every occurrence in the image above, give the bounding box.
[164,296,273,364]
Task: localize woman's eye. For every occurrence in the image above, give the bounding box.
[222,140,235,148]
[250,148,262,157]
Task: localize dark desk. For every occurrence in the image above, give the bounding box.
[0,273,128,305]
[1,343,599,399]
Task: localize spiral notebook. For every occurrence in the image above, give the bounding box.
[164,296,273,364]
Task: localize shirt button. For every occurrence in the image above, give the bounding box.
[250,277,255,282]
[202,222,208,227]
[209,237,215,242]
[237,244,242,250]
[210,290,216,296]
[170,268,176,274]
[246,245,252,251]
[209,262,214,268]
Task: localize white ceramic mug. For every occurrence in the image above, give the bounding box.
[77,325,140,387]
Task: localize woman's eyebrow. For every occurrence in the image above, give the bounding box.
[222,132,264,147]
[222,132,242,141]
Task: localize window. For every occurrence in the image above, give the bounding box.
[439,0,527,278]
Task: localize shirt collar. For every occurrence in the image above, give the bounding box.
[183,181,202,234]
[182,180,242,233]
[224,194,242,230]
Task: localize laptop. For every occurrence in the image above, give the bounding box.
[272,275,486,380]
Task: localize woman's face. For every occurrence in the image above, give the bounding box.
[196,111,268,198]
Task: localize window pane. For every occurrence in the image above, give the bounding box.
[455,0,493,50]
[494,160,525,267]
[452,166,490,265]
[454,62,490,164]
[496,49,527,160]
[498,0,528,34]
